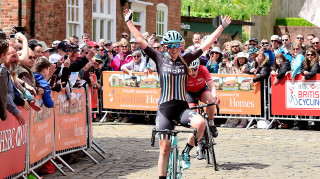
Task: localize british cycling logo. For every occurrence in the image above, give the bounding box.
[287,82,320,108]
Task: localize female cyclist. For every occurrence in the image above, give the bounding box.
[124,9,231,179]
[186,58,220,160]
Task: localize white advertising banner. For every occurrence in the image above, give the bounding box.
[286,81,320,109]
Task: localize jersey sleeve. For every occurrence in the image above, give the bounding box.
[199,65,212,82]
[144,46,162,66]
[183,48,203,65]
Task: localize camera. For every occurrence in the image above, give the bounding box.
[9,34,16,39]
[64,55,69,60]
[221,62,226,67]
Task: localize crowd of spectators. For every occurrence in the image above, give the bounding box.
[0,27,319,129]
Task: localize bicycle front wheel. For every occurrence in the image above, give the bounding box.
[205,119,218,171]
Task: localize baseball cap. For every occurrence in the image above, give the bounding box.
[28,39,42,49]
[57,40,72,52]
[104,40,112,45]
[248,47,259,55]
[38,41,51,52]
[87,41,99,48]
[210,47,222,54]
[71,43,79,51]
[237,52,247,59]
[52,40,61,48]
[93,54,104,64]
[249,38,258,44]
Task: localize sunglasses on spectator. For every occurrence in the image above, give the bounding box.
[105,44,111,47]
[293,48,300,51]
[282,39,289,41]
[270,40,278,42]
[307,53,315,56]
[133,55,141,58]
[232,45,239,48]
[121,34,128,38]
[153,46,161,49]
[167,43,181,49]
[121,46,128,48]
[63,49,73,52]
[312,42,319,45]
[191,68,198,72]
[98,49,105,51]
[261,42,269,45]
[29,56,36,60]
[211,52,220,55]
[249,43,257,46]
[113,46,120,48]
[296,37,304,40]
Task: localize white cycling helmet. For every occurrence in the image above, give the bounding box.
[189,59,200,69]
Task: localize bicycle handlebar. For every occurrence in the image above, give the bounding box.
[190,102,220,115]
[151,128,198,147]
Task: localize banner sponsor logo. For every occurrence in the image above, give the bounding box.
[286,81,320,109]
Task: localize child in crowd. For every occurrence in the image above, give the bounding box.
[33,57,54,108]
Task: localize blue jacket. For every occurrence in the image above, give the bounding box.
[33,73,54,108]
[291,53,304,78]
[264,50,275,66]
[278,44,293,62]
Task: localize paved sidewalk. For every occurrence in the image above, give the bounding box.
[45,122,320,179]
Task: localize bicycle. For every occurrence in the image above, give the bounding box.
[190,102,220,171]
[151,128,198,179]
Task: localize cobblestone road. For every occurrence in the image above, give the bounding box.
[45,122,320,179]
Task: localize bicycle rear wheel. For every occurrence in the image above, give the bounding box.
[205,119,218,171]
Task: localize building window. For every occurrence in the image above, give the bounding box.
[156,3,168,37]
[67,0,84,38]
[131,1,153,34]
[92,0,116,42]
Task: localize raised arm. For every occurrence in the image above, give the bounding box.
[124,9,148,50]
[200,15,231,52]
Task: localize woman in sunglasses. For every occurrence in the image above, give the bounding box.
[301,49,320,82]
[206,47,222,73]
[124,9,231,178]
[121,50,145,76]
[110,39,133,71]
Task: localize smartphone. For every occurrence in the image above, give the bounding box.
[9,34,16,39]
[64,55,69,60]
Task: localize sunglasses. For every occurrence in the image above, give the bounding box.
[211,52,220,55]
[232,45,239,48]
[296,37,304,40]
[261,42,269,45]
[121,46,128,48]
[85,52,89,54]
[29,56,36,60]
[307,54,315,56]
[98,49,105,51]
[105,44,111,47]
[167,43,181,49]
[249,43,257,46]
[133,55,141,58]
[121,34,128,37]
[63,49,73,52]
[282,39,289,41]
[270,40,277,42]
[113,46,120,48]
[153,46,161,49]
[191,68,198,72]
[312,42,319,45]
[293,48,300,51]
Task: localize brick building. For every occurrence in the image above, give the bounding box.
[0,0,181,46]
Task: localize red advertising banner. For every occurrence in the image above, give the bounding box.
[102,72,261,115]
[29,95,54,165]
[0,108,29,179]
[271,74,320,116]
[54,88,87,151]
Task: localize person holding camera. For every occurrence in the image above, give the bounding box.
[218,52,235,74]
[260,39,275,65]
[206,47,222,73]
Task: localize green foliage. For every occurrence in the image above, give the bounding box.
[242,31,249,43]
[276,18,316,26]
[181,0,273,20]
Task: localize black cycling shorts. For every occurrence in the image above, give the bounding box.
[156,100,199,139]
[186,85,210,104]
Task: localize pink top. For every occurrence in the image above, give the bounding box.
[110,52,133,71]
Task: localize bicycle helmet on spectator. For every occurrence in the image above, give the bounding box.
[189,58,200,69]
[162,30,183,44]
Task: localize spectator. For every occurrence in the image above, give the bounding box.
[28,40,43,58]
[278,33,293,62]
[248,47,259,63]
[290,44,305,84]
[206,47,222,73]
[221,41,230,52]
[110,40,132,71]
[218,52,235,74]
[98,39,106,48]
[186,33,201,52]
[0,39,9,121]
[130,38,139,52]
[33,57,54,108]
[70,36,79,45]
[248,38,259,49]
[234,52,249,74]
[270,35,281,54]
[144,43,160,73]
[69,43,80,62]
[112,41,121,56]
[38,41,51,59]
[260,39,275,65]
[295,34,306,52]
[104,40,113,53]
[306,34,315,49]
[142,32,150,41]
[81,33,91,44]
[1,43,25,125]
[312,37,320,55]
[301,49,320,82]
[249,51,271,82]
[271,53,291,85]
[243,41,249,53]
[121,50,146,75]
[180,39,186,55]
[97,46,112,71]
[228,40,242,57]
[121,32,129,40]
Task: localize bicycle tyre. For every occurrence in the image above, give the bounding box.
[202,130,210,165]
[205,119,218,171]
[172,146,178,179]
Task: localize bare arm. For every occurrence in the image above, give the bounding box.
[16,33,29,62]
[124,9,148,50]
[200,16,231,52]
[207,80,217,97]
